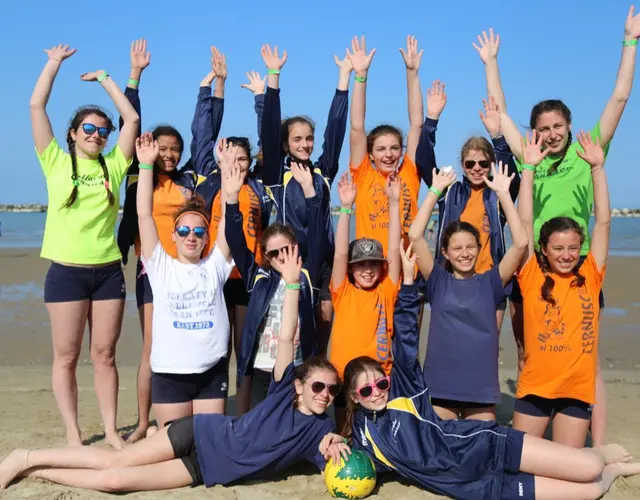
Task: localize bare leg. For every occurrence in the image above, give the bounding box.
[551,412,590,448]
[462,405,496,421]
[28,460,193,492]
[591,356,608,447]
[192,398,225,415]
[235,375,253,416]
[47,300,90,447]
[153,402,193,428]
[510,301,525,375]
[433,405,459,420]
[512,411,549,438]
[127,303,153,443]
[88,299,125,449]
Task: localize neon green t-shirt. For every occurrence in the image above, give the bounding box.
[37,139,132,264]
[516,123,610,256]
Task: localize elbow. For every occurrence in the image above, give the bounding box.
[127,112,141,126]
[408,226,422,242]
[514,235,529,252]
[598,212,612,227]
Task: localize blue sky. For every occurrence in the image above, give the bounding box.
[2,0,639,207]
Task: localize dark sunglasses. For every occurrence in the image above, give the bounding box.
[309,381,340,397]
[265,245,290,260]
[175,225,207,238]
[82,123,110,139]
[357,376,391,399]
[464,160,491,170]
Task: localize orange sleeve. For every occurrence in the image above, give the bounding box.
[582,253,606,291]
[350,156,372,184]
[330,277,351,305]
[380,274,400,300]
[517,255,540,289]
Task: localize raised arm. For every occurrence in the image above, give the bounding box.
[118,39,149,137]
[347,36,376,169]
[575,132,610,269]
[500,111,524,162]
[599,6,640,145]
[273,245,302,382]
[400,35,424,162]
[484,162,527,285]
[135,133,161,260]
[190,69,216,178]
[241,71,267,144]
[331,173,357,289]
[216,139,242,263]
[385,175,402,285]
[30,44,76,154]
[211,46,227,99]
[408,168,456,279]
[260,44,288,186]
[415,81,447,186]
[473,28,507,113]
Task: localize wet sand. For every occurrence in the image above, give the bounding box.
[0,248,639,499]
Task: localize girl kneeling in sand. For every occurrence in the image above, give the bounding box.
[0,245,346,492]
[332,244,640,500]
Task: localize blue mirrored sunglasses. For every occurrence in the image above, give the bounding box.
[175,225,207,239]
[82,123,110,139]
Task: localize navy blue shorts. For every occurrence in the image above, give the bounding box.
[510,255,604,308]
[223,278,249,308]
[135,259,153,308]
[515,394,593,421]
[44,262,126,303]
[152,358,229,404]
[501,428,535,499]
[430,397,496,409]
[167,416,203,486]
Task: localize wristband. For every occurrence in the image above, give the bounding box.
[590,166,604,173]
[521,164,536,172]
[354,75,367,83]
[128,78,140,86]
[267,68,280,75]
[97,72,109,83]
[139,163,154,171]
[339,207,353,214]
[429,186,442,197]
[623,39,639,46]
[285,283,301,290]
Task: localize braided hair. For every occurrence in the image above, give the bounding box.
[61,106,116,209]
[529,100,572,176]
[536,217,586,306]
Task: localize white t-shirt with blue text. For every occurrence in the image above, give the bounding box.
[143,243,233,374]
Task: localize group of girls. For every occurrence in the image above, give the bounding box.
[4,5,640,499]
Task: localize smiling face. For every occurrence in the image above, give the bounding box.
[541,230,581,275]
[462,149,491,186]
[369,134,403,175]
[442,230,479,275]
[70,113,110,159]
[294,367,338,415]
[172,212,209,260]
[350,260,383,290]
[534,110,571,156]
[351,366,389,412]
[286,121,315,161]
[155,135,182,172]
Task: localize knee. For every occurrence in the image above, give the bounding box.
[582,453,605,482]
[91,345,116,367]
[583,481,606,500]
[53,352,80,370]
[99,469,128,492]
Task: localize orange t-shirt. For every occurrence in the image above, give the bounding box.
[135,174,191,259]
[516,253,605,404]
[350,155,421,256]
[206,184,263,279]
[459,188,493,273]
[328,275,399,379]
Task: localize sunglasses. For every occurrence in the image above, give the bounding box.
[265,245,290,260]
[357,376,391,399]
[464,160,491,170]
[308,380,340,397]
[175,225,207,238]
[82,123,110,139]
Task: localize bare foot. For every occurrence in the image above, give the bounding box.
[105,431,127,450]
[599,462,640,495]
[66,433,83,448]
[125,424,149,444]
[0,449,29,489]
[146,426,158,438]
[595,444,632,465]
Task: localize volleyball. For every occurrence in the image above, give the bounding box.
[324,449,376,499]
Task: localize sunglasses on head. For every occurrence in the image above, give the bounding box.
[265,245,290,260]
[357,376,391,399]
[308,380,340,397]
[175,225,207,238]
[82,123,110,139]
[464,160,491,170]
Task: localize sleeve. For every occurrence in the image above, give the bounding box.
[211,96,224,149]
[424,262,446,301]
[104,144,133,185]
[492,135,520,203]
[224,202,261,289]
[119,87,142,175]
[36,139,67,177]
[330,276,350,304]
[117,179,139,265]
[304,191,329,286]
[190,87,218,178]
[141,242,170,290]
[583,253,606,291]
[267,362,296,395]
[350,155,372,184]
[487,266,509,306]
[254,94,264,146]
[516,254,540,290]
[260,87,284,186]
[315,89,349,184]
[205,244,235,286]
[414,117,439,187]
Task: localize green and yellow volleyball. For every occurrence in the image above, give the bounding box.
[324,449,376,499]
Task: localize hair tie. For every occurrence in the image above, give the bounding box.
[73,179,80,187]
[104,181,110,190]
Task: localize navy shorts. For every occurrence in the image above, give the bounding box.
[430,397,496,409]
[135,259,153,308]
[501,428,535,499]
[44,262,126,303]
[167,416,203,486]
[510,255,604,308]
[152,358,229,404]
[223,278,250,308]
[318,261,332,302]
[515,394,593,421]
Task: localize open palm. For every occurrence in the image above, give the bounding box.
[131,38,151,71]
[479,96,501,138]
[472,28,500,63]
[575,131,605,168]
[426,80,447,120]
[483,161,514,194]
[522,130,549,167]
[400,35,423,71]
[45,44,76,62]
[625,5,640,38]
[346,36,376,73]
[241,71,266,95]
[261,44,287,70]
[338,172,356,207]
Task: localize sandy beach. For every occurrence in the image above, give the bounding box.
[1,248,639,499]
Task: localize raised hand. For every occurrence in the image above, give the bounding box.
[472,28,500,64]
[431,167,457,193]
[479,96,502,138]
[241,71,266,95]
[426,80,447,120]
[80,70,108,82]
[625,5,640,39]
[400,241,418,280]
[399,35,424,71]
[337,172,357,208]
[334,50,354,74]
[483,161,514,194]
[386,173,401,202]
[211,46,227,80]
[130,38,151,71]
[521,130,550,167]
[261,44,288,71]
[135,132,159,166]
[218,139,245,199]
[575,131,605,169]
[290,161,313,192]
[346,36,376,74]
[279,244,302,285]
[44,44,76,62]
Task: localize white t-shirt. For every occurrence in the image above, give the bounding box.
[143,243,234,374]
[253,278,303,371]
